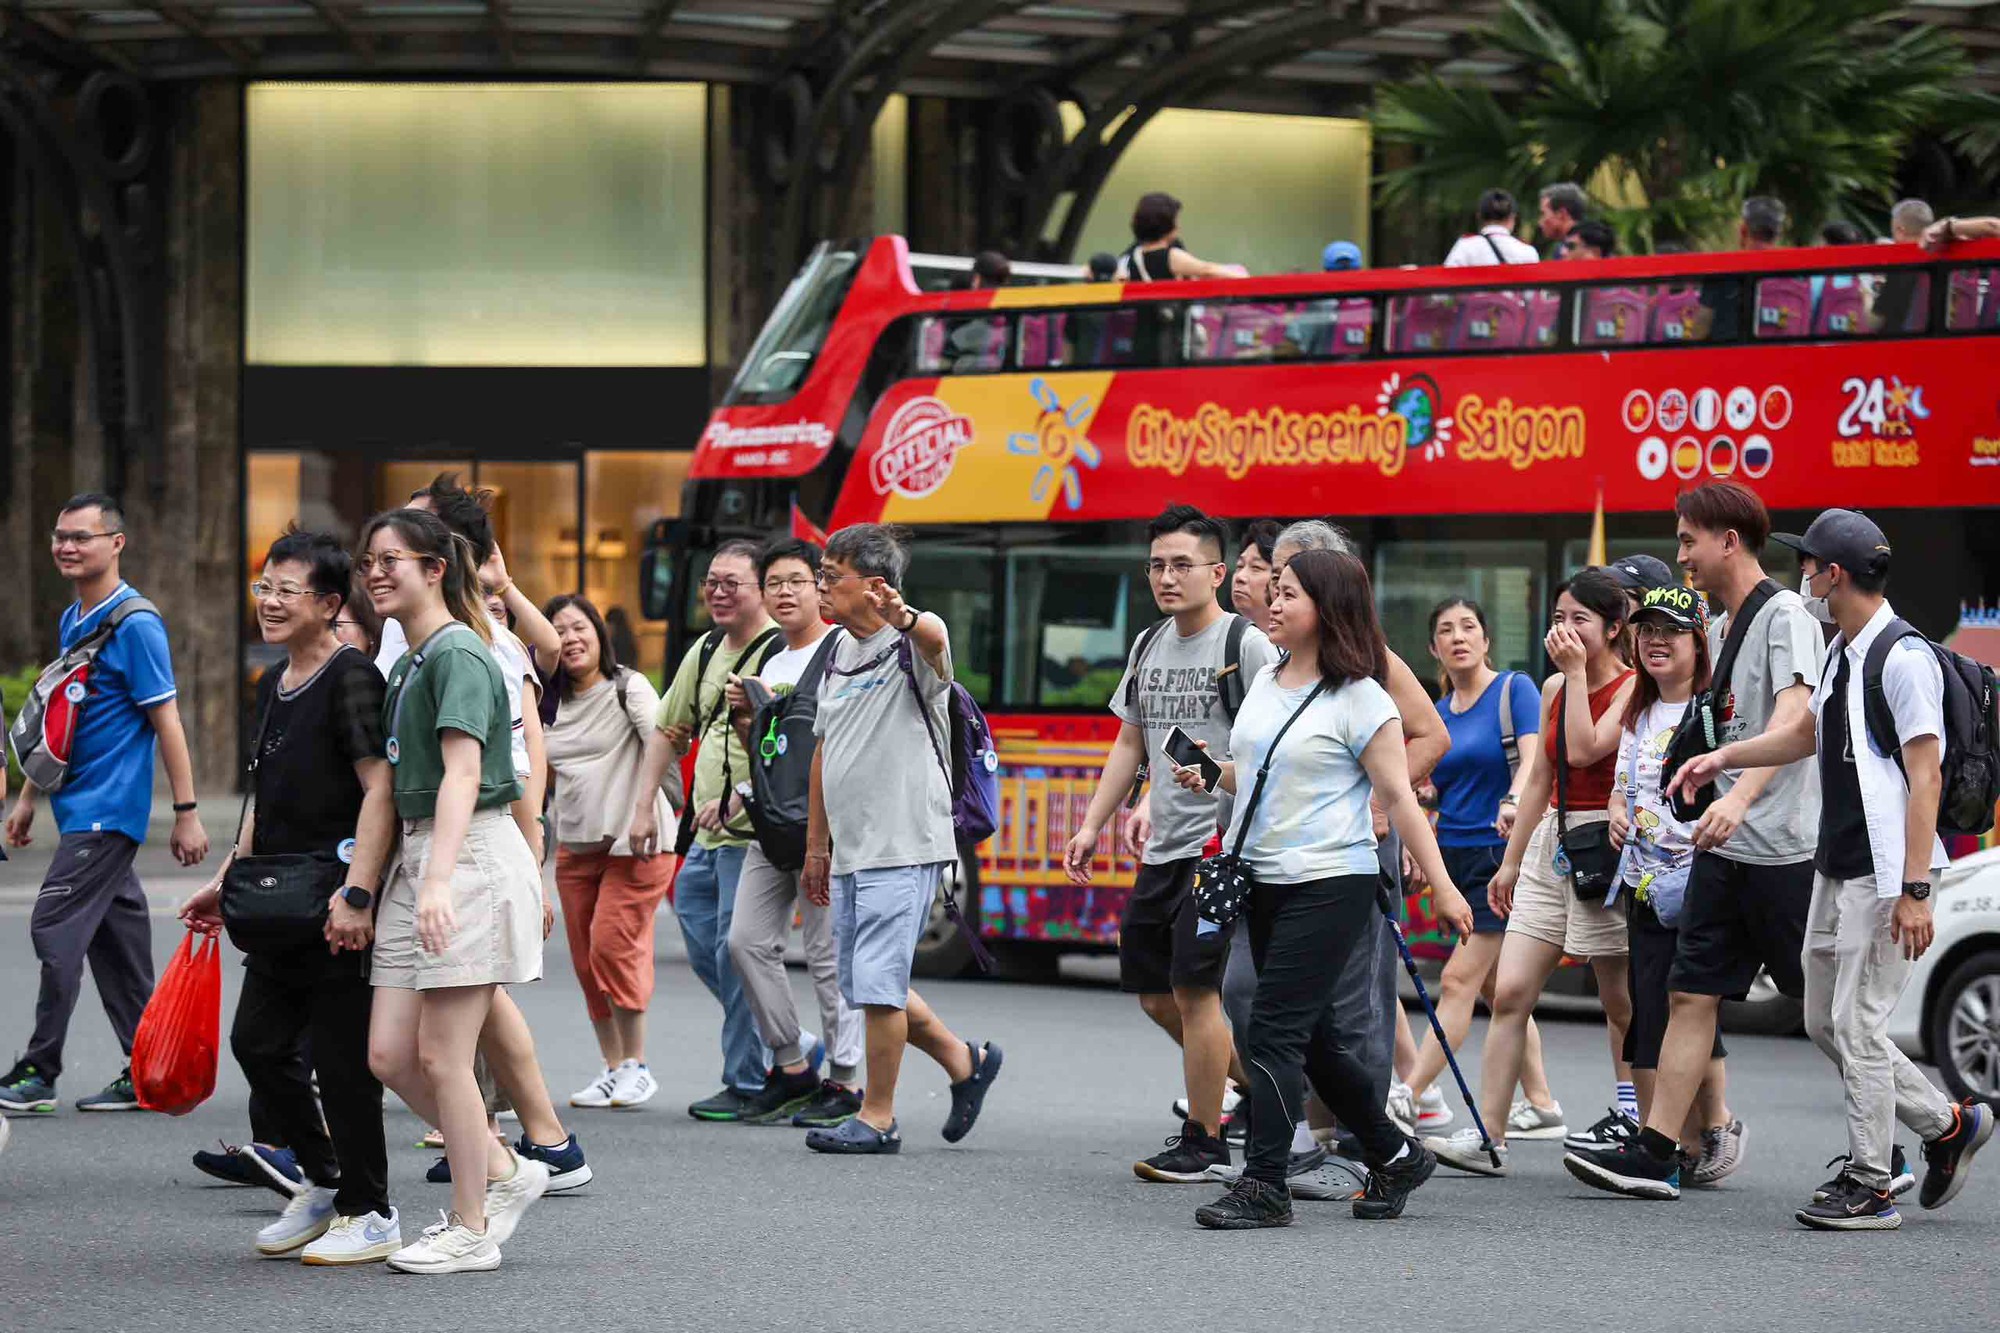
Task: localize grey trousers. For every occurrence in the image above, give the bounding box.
[1803,872,1955,1190]
[26,832,154,1082]
[727,843,863,1083]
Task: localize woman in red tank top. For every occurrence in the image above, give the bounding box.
[1423,568,1641,1177]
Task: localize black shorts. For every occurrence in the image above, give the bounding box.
[1666,852,1813,1000]
[1624,895,1726,1070]
[1119,857,1230,994]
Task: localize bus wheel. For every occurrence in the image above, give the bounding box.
[911,855,981,979]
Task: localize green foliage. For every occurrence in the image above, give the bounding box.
[1,664,38,788]
[1373,0,1972,250]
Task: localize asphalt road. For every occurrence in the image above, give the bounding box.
[2,816,1996,1333]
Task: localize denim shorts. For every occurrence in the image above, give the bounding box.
[831,862,949,1010]
[1439,842,1508,935]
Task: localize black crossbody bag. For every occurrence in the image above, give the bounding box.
[220,676,344,955]
[1553,690,1618,904]
[1191,680,1325,932]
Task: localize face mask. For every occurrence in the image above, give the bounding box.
[1799,572,1836,626]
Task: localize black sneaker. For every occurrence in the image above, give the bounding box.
[1194,1175,1293,1230]
[75,1068,141,1112]
[1796,1173,1900,1231]
[1353,1141,1437,1221]
[1563,1107,1638,1153]
[688,1086,756,1122]
[0,1060,56,1114]
[790,1080,864,1129]
[1135,1120,1230,1183]
[1920,1100,1994,1210]
[1563,1137,1681,1200]
[1813,1145,1916,1203]
[737,1067,824,1126]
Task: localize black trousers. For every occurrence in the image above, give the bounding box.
[231,962,388,1218]
[1244,873,1408,1184]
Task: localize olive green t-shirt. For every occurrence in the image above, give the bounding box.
[382,625,523,821]
[656,624,778,850]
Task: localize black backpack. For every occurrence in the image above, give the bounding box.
[1861,619,2000,837]
[740,629,844,871]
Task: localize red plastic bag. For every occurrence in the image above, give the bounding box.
[130,929,222,1115]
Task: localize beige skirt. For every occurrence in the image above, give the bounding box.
[372,807,544,991]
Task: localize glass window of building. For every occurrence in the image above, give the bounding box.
[1374,540,1546,682]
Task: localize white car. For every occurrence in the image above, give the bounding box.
[1889,845,2000,1104]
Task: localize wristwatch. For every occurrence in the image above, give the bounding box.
[1901,880,1932,902]
[340,885,374,910]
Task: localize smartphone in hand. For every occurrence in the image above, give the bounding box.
[1163,726,1223,793]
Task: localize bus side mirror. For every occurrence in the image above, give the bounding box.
[639,518,683,622]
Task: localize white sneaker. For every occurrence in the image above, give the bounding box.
[483,1154,550,1246]
[569,1067,617,1109]
[1426,1127,1509,1177]
[386,1211,501,1274]
[0,1113,10,1157]
[1171,1085,1245,1122]
[608,1060,658,1108]
[1507,1098,1568,1140]
[1386,1082,1418,1135]
[255,1184,338,1257]
[301,1208,402,1266]
[1415,1085,1454,1133]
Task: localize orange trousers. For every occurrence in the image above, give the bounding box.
[554,846,675,1022]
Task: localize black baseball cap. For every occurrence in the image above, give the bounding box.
[1607,553,1676,591]
[1631,583,1705,631]
[1772,508,1891,576]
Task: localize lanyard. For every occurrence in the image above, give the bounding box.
[384,623,474,766]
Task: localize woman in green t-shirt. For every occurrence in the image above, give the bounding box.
[357,507,548,1275]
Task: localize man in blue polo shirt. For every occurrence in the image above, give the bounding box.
[1,493,209,1114]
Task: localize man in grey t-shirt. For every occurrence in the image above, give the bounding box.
[802,524,1001,1156]
[1064,505,1273,1183]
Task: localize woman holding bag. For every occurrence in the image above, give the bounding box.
[542,594,676,1110]
[1175,549,1473,1230]
[178,528,398,1264]
[1427,568,1637,1177]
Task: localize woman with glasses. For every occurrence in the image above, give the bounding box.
[178,527,399,1264]
[541,593,675,1110]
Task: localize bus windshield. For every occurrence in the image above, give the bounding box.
[723,243,860,405]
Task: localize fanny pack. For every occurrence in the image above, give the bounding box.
[1553,692,1617,904]
[1192,680,1324,934]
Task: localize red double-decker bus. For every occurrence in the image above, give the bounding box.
[660,234,2000,976]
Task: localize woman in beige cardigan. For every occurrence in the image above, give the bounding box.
[543,595,678,1110]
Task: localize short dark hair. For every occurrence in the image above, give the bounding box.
[1540,182,1587,223]
[264,524,353,608]
[823,523,910,589]
[1131,191,1182,244]
[758,537,822,581]
[543,593,617,697]
[709,538,763,572]
[1088,251,1118,280]
[1239,519,1283,564]
[1476,188,1517,225]
[1676,480,1772,552]
[1574,219,1617,256]
[1147,503,1227,562]
[1284,549,1388,687]
[59,491,124,529]
[419,472,498,566]
[1820,220,1868,246]
[973,250,1011,286]
[1742,195,1787,243]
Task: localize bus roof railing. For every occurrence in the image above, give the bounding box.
[907,251,1088,282]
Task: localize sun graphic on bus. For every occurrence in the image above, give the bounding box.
[1007,377,1101,511]
[1376,372,1454,462]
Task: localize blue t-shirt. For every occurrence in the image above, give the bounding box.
[47,584,177,843]
[1431,671,1541,847]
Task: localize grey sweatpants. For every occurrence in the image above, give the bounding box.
[728,843,863,1083]
[26,832,155,1081]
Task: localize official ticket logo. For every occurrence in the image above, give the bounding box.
[871,397,973,499]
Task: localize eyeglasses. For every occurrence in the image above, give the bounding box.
[815,571,864,588]
[1146,559,1223,579]
[250,580,313,602]
[1634,623,1694,642]
[702,577,755,595]
[356,549,432,576]
[50,529,118,549]
[762,576,816,594]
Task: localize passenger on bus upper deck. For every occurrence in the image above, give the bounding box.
[1443,189,1538,267]
[1115,192,1248,282]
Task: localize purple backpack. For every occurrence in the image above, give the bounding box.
[895,636,1000,847]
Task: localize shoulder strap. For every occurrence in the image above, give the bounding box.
[67,594,160,655]
[1861,618,1925,764]
[1554,684,1574,841]
[1497,671,1520,770]
[1123,618,1172,712]
[746,625,784,674]
[1218,614,1250,723]
[232,675,282,854]
[614,666,630,717]
[1226,680,1326,860]
[1482,232,1510,265]
[1712,578,1780,703]
[796,628,845,697]
[895,635,957,805]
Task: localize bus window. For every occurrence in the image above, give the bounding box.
[901,541,997,704]
[723,244,860,404]
[1451,289,1550,351]
[1577,285,1654,346]
[1756,271,1933,339]
[1185,297,1375,361]
[916,313,1009,374]
[1947,266,2000,331]
[1003,544,1153,707]
[1373,539,1547,679]
[1388,292,1459,353]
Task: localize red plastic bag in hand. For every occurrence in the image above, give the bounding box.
[130,930,222,1115]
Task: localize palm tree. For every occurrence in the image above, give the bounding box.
[1373,0,1995,251]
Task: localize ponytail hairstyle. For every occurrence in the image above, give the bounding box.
[1426,596,1492,697]
[357,507,494,646]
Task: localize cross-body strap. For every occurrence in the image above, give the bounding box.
[1226,679,1326,860]
[895,635,955,797]
[1712,578,1780,707]
[795,627,846,697]
[1482,232,1511,265]
[1554,684,1574,844]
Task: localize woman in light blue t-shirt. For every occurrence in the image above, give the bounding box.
[1173,549,1472,1232]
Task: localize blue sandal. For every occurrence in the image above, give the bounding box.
[942,1041,1004,1144]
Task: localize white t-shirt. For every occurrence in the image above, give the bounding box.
[756,625,836,694]
[377,613,532,781]
[1443,226,1540,267]
[1221,665,1400,885]
[1616,698,1697,886]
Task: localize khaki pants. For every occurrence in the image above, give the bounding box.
[729,843,863,1082]
[1803,872,1955,1190]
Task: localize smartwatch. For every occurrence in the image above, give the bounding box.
[1901,880,1932,902]
[340,885,374,910]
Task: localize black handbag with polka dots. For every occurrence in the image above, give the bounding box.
[1192,680,1325,932]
